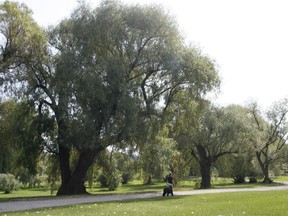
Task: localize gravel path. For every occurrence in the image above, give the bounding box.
[1,182,288,213]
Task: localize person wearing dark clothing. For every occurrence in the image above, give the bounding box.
[163,173,174,196]
[167,174,173,185]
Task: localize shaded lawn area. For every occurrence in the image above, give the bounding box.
[4,190,288,216]
[0,180,165,202]
[1,176,287,201]
[89,180,165,194]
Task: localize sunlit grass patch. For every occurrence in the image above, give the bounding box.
[5,190,288,216]
[273,175,288,182]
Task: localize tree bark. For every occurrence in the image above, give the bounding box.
[57,148,99,196]
[145,175,152,185]
[199,159,211,189]
[58,144,71,186]
[255,151,272,184]
[196,144,212,189]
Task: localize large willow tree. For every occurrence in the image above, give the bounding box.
[0,0,220,195]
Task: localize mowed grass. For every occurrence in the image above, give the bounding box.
[3,190,288,216]
[1,176,288,200]
[0,180,166,201]
[0,187,53,200]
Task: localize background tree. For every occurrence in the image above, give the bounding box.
[0,1,47,87]
[173,100,249,189]
[112,150,136,185]
[95,150,123,191]
[0,99,53,184]
[139,126,183,184]
[216,152,256,184]
[0,1,220,195]
[248,99,288,183]
[0,100,18,173]
[278,145,288,175]
[14,100,49,178]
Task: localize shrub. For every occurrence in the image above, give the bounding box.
[0,173,22,193]
[122,173,131,184]
[233,175,245,184]
[106,173,122,191]
[97,174,108,188]
[97,170,122,191]
[194,179,201,189]
[249,177,257,183]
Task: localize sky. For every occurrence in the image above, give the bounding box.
[16,0,288,109]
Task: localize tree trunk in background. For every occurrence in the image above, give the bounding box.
[146,175,152,185]
[256,151,273,184]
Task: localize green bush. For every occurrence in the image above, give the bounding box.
[194,179,201,189]
[0,173,22,193]
[97,174,108,188]
[122,173,131,184]
[97,170,122,191]
[106,172,122,191]
[249,177,257,183]
[233,175,245,184]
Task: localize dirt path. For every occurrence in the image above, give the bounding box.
[1,182,288,213]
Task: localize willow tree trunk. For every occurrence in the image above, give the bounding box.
[256,151,272,184]
[57,148,99,196]
[199,160,211,189]
[196,144,212,189]
[58,145,71,188]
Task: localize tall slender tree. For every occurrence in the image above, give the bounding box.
[248,99,288,183]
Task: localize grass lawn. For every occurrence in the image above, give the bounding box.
[1,176,288,200]
[0,187,53,201]
[0,180,166,201]
[273,175,288,182]
[1,176,288,215]
[3,190,288,216]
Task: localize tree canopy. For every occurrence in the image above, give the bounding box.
[0,1,220,195]
[248,99,288,183]
[171,100,250,188]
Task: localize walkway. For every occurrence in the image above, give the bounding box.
[1,183,288,213]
